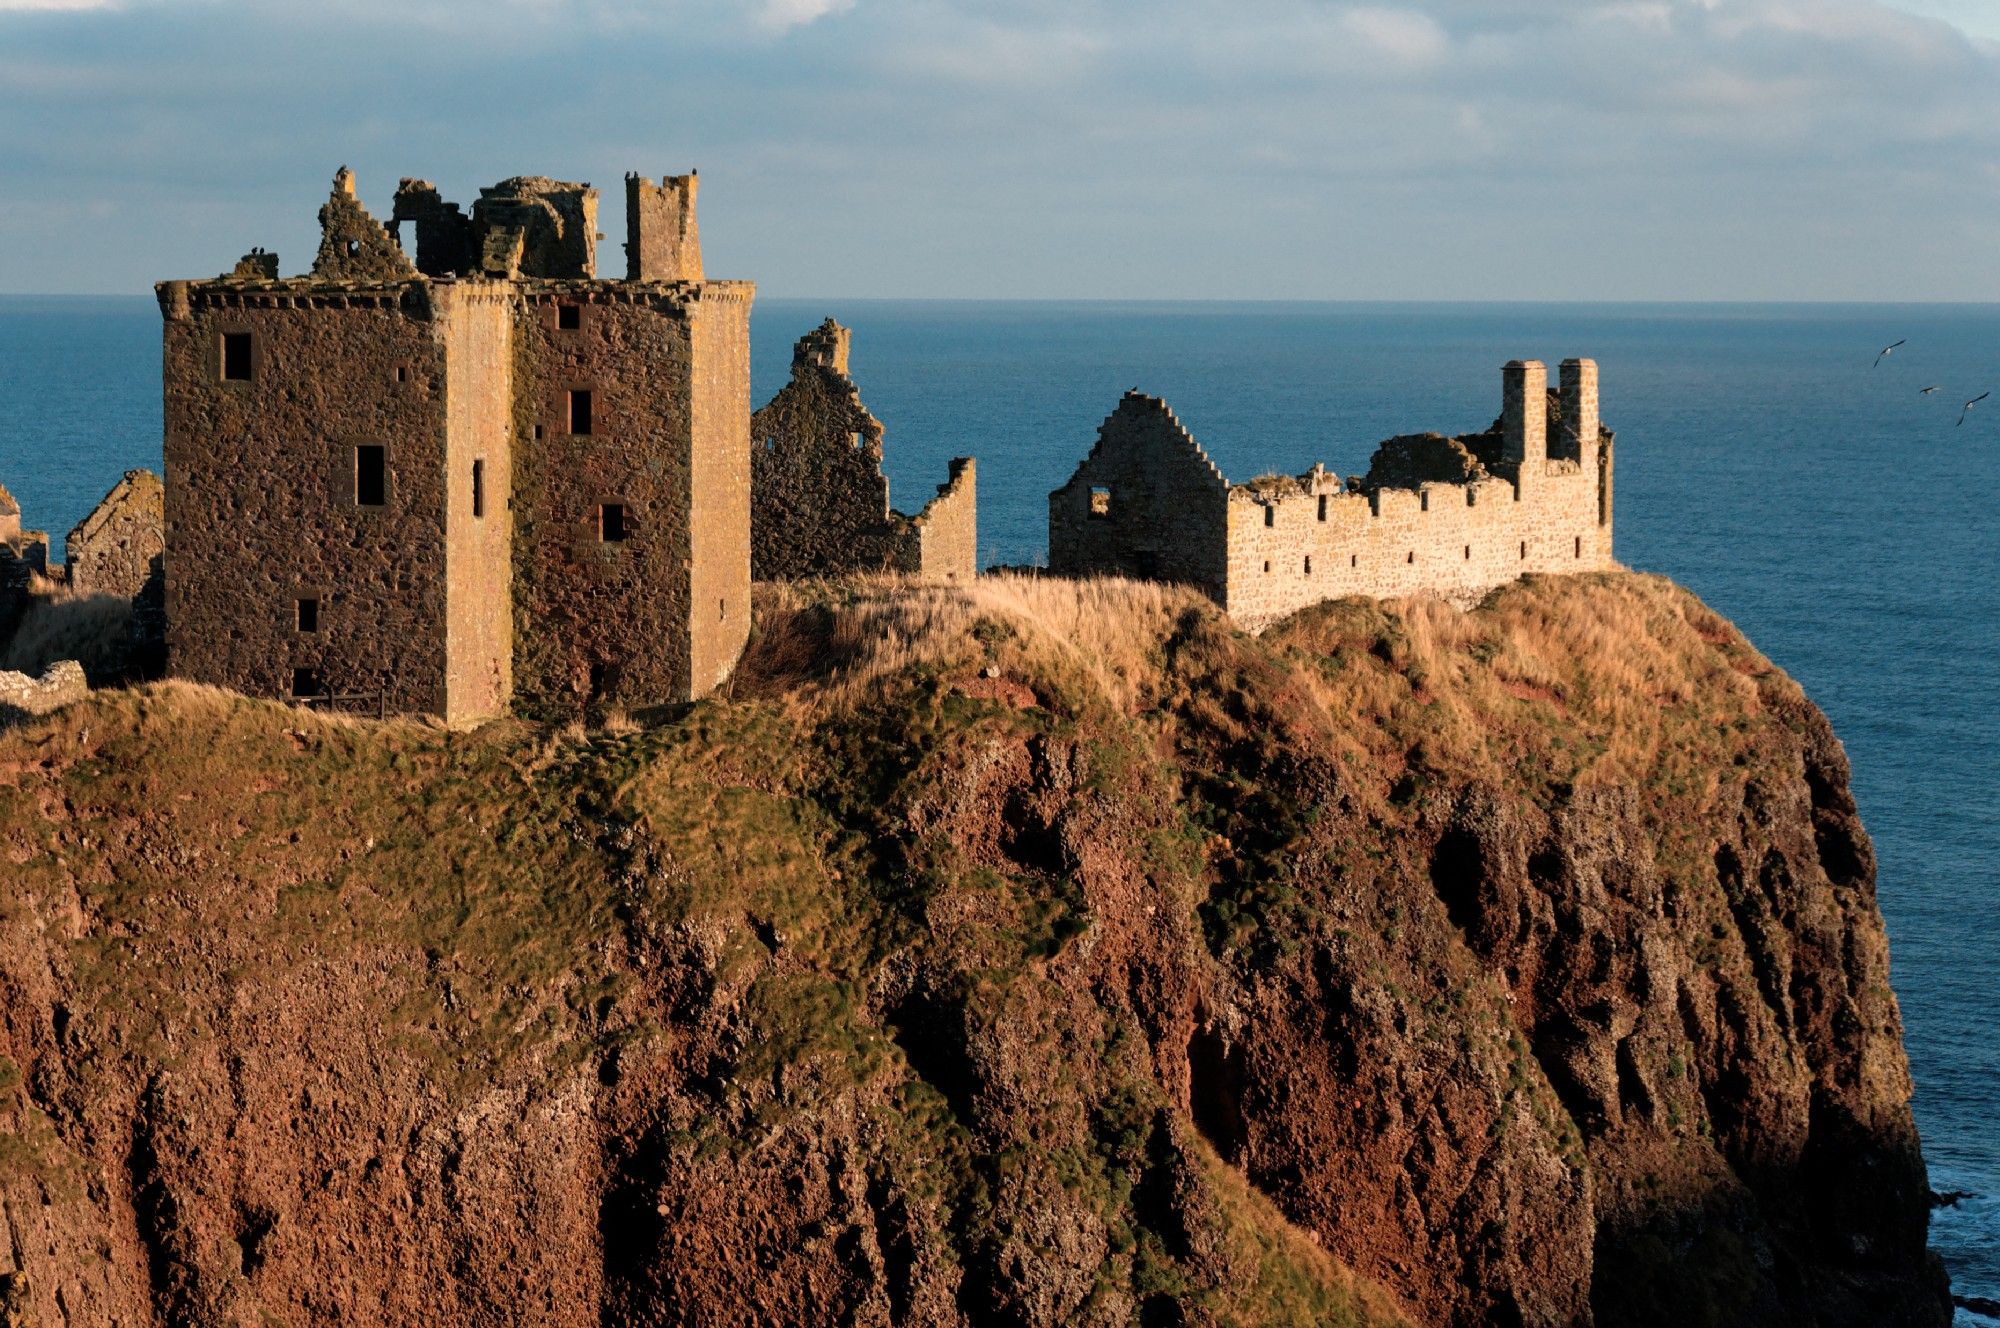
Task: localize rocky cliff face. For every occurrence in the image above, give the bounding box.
[0,573,1948,1327]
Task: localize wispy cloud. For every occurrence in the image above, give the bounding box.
[2,0,1998,298]
[756,0,854,32]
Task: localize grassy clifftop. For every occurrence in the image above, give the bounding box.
[0,572,1946,1327]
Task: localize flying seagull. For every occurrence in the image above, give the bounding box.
[1958,392,1990,427]
[1874,339,1907,368]
[1921,385,1942,395]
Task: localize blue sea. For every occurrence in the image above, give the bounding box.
[3,295,1995,1313]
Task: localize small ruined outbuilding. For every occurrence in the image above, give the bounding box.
[751,320,976,582]
[158,167,753,724]
[0,484,47,650]
[1050,359,1614,629]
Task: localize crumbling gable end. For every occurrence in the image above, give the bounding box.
[312,167,417,282]
[750,320,976,582]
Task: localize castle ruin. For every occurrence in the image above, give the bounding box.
[1049,359,1614,628]
[157,168,752,724]
[751,320,976,583]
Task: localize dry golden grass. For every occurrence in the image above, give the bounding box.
[738,572,1215,714]
[736,568,1798,800]
[2,578,134,679]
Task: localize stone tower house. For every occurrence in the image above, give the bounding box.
[1050,360,1614,628]
[157,168,753,724]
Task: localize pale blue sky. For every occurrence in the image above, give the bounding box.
[2,0,1997,299]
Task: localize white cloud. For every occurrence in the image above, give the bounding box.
[1336,6,1449,64]
[756,0,853,33]
[0,0,117,9]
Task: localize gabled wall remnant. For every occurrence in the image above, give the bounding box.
[626,173,702,283]
[1050,361,1615,629]
[66,469,164,600]
[750,320,977,583]
[1047,392,1231,599]
[312,167,417,282]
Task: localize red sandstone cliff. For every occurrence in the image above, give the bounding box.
[0,573,1948,1326]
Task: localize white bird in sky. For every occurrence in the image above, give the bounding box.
[1874,339,1908,368]
[1958,392,1989,427]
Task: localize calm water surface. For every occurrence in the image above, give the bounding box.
[2,295,1994,1313]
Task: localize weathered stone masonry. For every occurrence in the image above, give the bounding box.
[750,320,976,583]
[158,167,752,725]
[1050,359,1614,628]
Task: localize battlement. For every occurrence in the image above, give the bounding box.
[1051,359,1614,627]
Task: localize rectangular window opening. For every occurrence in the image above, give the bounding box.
[1575,535,1583,559]
[1262,560,1271,574]
[1304,556,1313,575]
[1406,551,1415,565]
[1519,540,1528,560]
[1317,495,1328,521]
[355,445,387,507]
[1089,486,1111,518]
[1350,554,1357,568]
[1263,505,1275,528]
[599,502,628,542]
[296,598,319,633]
[221,332,253,382]
[557,303,581,330]
[1464,544,1471,560]
[472,459,486,519]
[568,389,593,436]
[720,598,728,622]
[290,666,325,698]
[396,364,410,384]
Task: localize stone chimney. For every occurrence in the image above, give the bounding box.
[1560,358,1600,462]
[625,172,702,283]
[1502,360,1548,473]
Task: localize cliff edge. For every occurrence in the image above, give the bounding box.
[0,572,1948,1326]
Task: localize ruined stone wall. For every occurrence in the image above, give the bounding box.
[437,284,515,724]
[510,287,699,716]
[750,321,975,583]
[159,281,453,714]
[686,287,755,697]
[65,469,164,600]
[0,486,47,655]
[913,457,978,582]
[1221,461,1609,629]
[750,332,896,577]
[1048,393,1231,598]
[0,660,86,729]
[1221,360,1613,628]
[1049,365,1615,631]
